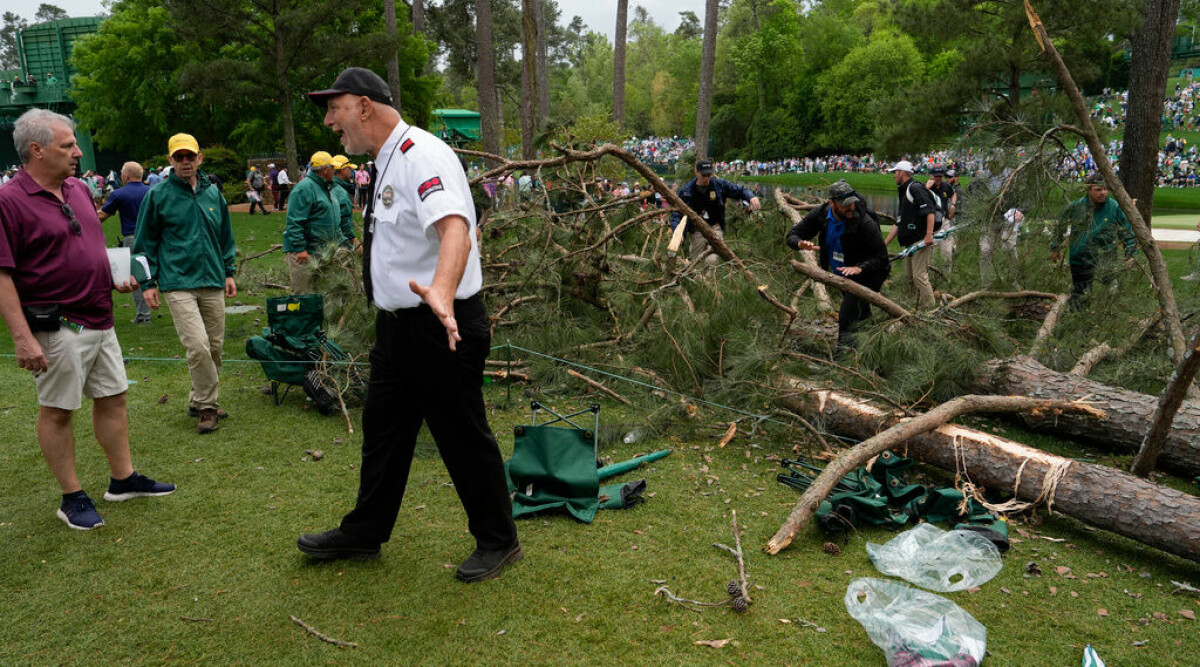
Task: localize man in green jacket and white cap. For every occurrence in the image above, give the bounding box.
[283,151,345,293]
[134,133,238,434]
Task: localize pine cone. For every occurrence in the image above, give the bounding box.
[727,580,742,597]
[731,596,749,614]
[823,542,841,556]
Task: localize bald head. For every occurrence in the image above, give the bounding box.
[121,161,143,183]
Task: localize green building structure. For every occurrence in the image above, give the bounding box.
[430,109,482,146]
[1,17,104,172]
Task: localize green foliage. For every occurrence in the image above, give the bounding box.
[816,32,924,152]
[0,11,28,70]
[73,0,437,165]
[199,145,245,192]
[71,0,242,159]
[33,4,68,23]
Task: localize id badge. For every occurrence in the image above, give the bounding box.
[832,251,845,264]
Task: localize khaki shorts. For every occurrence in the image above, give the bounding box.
[33,326,127,411]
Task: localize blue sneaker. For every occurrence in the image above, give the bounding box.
[103,472,176,502]
[58,491,104,530]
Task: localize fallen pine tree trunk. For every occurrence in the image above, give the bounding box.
[973,356,1200,478]
[773,378,1200,564]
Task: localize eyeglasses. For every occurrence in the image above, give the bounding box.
[172,153,198,162]
[61,204,80,236]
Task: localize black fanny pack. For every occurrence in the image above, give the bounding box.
[23,304,60,332]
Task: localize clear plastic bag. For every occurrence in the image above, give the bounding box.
[845,577,987,666]
[867,523,1003,592]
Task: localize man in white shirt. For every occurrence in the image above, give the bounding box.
[276,165,291,210]
[297,68,520,583]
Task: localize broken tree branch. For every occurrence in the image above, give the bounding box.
[1029,293,1070,358]
[238,243,283,270]
[567,369,632,405]
[730,509,751,604]
[788,259,911,320]
[1024,0,1186,361]
[562,208,667,260]
[775,189,834,314]
[1132,326,1200,476]
[1070,313,1161,376]
[776,378,1200,564]
[766,392,1104,555]
[943,290,1058,311]
[974,355,1200,477]
[290,615,357,648]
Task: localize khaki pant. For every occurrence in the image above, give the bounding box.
[689,225,723,266]
[33,326,127,411]
[162,288,225,411]
[904,245,936,310]
[286,252,311,294]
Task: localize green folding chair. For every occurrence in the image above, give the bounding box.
[245,294,365,412]
[505,401,654,523]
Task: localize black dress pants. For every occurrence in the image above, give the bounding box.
[340,294,517,550]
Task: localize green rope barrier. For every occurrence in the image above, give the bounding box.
[4,344,782,425]
[495,343,781,425]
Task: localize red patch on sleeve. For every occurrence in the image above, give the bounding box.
[400,138,415,154]
[417,176,444,201]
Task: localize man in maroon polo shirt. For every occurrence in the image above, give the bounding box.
[0,109,175,531]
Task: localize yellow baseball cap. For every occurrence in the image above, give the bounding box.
[331,155,357,170]
[168,133,200,156]
[310,151,335,169]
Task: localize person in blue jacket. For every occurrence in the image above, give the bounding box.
[668,158,760,265]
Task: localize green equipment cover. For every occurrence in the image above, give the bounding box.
[782,451,1010,551]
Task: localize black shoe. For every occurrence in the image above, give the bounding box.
[455,542,523,582]
[297,528,380,561]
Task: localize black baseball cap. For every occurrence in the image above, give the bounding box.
[307,67,393,108]
[695,158,714,175]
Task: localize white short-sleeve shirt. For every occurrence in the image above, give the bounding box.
[369,120,479,311]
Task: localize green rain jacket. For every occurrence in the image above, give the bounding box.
[283,172,343,253]
[1053,195,1137,267]
[332,177,357,246]
[133,170,236,291]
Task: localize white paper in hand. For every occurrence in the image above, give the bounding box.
[106,247,131,285]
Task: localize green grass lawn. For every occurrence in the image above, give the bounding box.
[0,212,1198,665]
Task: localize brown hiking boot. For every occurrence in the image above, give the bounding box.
[197,408,219,434]
[188,406,228,420]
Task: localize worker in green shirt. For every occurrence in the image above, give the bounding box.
[283,151,344,293]
[331,154,361,252]
[134,133,237,434]
[1051,172,1138,303]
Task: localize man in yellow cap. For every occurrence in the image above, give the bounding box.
[331,155,360,252]
[283,151,347,293]
[133,133,238,434]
